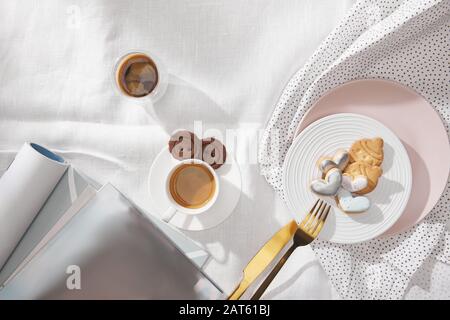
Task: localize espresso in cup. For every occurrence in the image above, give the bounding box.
[169,163,216,209]
[162,159,219,222]
[115,52,159,98]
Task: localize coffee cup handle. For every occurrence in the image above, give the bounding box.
[162,206,177,222]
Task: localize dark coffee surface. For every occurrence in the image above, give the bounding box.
[116,53,158,97]
[169,163,215,209]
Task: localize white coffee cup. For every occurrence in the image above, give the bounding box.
[162,159,220,222]
[112,50,168,103]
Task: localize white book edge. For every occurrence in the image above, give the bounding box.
[1,186,97,288]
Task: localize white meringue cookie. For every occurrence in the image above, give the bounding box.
[317,149,349,173]
[310,168,342,196]
[336,189,370,213]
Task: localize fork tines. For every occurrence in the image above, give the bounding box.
[300,199,331,238]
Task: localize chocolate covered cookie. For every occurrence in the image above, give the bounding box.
[201,137,227,170]
[168,130,201,160]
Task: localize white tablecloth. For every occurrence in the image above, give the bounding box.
[0,0,355,299]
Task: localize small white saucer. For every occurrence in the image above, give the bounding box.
[148,147,242,231]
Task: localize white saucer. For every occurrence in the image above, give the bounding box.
[148,147,242,231]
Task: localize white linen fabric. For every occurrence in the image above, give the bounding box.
[0,0,356,298]
[260,0,450,299]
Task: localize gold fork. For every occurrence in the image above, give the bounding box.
[251,199,331,300]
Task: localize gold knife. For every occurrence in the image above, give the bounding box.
[228,220,297,300]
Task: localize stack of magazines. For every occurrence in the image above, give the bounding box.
[0,142,223,299]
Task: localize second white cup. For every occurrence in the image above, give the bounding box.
[162,159,219,222]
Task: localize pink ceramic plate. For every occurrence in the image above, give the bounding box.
[296,79,450,236]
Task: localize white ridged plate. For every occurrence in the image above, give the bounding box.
[283,113,412,244]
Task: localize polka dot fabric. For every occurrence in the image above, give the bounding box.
[259,0,450,299]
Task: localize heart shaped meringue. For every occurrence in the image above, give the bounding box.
[333,149,350,170]
[310,168,342,196]
[317,158,337,173]
[336,189,370,213]
[317,149,349,173]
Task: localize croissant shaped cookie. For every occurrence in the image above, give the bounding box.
[349,138,384,166]
[343,161,382,195]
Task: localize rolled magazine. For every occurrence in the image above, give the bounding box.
[0,143,68,269]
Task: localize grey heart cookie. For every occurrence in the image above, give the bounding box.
[336,189,370,213]
[317,159,337,173]
[310,168,342,196]
[317,149,349,173]
[333,149,349,171]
